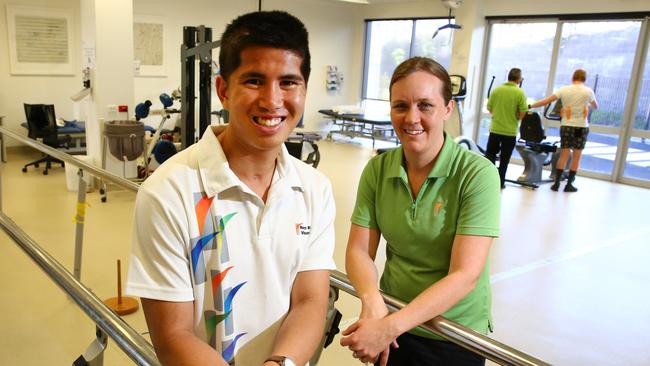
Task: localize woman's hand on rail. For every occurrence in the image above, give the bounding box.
[358,295,397,365]
[340,316,399,365]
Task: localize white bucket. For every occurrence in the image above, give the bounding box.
[65,155,95,192]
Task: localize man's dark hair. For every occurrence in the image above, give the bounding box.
[507,68,522,82]
[219,11,311,83]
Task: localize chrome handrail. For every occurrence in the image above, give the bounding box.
[0,125,548,365]
[0,126,140,192]
[0,212,160,366]
[330,270,550,366]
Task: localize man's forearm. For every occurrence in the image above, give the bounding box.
[154,331,229,366]
[269,295,328,365]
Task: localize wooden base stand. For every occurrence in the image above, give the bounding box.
[104,259,139,316]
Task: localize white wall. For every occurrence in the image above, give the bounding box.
[2,0,649,146]
[265,0,363,131]
[132,0,255,130]
[131,0,362,132]
[0,0,82,145]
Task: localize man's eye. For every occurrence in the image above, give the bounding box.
[245,79,262,86]
[280,80,299,87]
[391,104,407,110]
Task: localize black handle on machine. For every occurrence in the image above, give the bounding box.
[487,75,495,98]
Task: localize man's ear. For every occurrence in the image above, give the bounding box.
[216,75,229,108]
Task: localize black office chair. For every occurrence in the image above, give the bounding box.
[22,103,68,175]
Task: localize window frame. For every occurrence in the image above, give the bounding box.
[361,16,454,102]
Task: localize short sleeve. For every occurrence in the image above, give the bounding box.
[456,162,501,237]
[126,187,195,301]
[351,161,379,229]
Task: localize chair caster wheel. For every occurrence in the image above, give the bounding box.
[100,189,105,195]
[101,197,107,203]
[43,170,48,175]
[22,167,27,173]
[35,163,40,168]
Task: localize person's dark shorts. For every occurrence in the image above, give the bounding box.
[377,332,485,366]
[560,126,589,149]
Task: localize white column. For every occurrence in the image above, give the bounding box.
[80,0,136,177]
[449,1,487,137]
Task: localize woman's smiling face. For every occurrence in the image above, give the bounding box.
[389,70,453,156]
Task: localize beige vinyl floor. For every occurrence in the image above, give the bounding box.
[1,136,649,365]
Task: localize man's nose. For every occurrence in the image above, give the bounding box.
[259,83,283,110]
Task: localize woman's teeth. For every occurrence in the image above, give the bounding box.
[254,117,284,127]
[404,129,424,135]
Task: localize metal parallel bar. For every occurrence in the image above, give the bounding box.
[0,126,139,193]
[1,126,547,365]
[0,213,160,366]
[329,270,550,366]
[73,169,88,280]
[0,116,6,162]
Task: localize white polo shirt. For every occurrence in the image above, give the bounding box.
[126,126,336,365]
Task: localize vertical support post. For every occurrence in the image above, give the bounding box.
[0,116,6,162]
[0,120,3,212]
[73,326,108,366]
[199,26,212,139]
[73,168,88,280]
[181,26,196,150]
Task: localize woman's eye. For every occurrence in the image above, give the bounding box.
[418,103,433,110]
[391,104,407,111]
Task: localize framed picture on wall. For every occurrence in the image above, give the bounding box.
[133,14,167,77]
[5,5,76,75]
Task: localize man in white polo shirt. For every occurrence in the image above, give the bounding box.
[126,11,335,366]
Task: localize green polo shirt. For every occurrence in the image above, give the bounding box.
[487,82,528,136]
[351,134,500,339]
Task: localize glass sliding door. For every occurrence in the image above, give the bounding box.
[550,20,642,177]
[479,21,557,149]
[623,21,650,183]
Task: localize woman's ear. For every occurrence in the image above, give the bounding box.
[445,99,455,120]
[216,75,229,108]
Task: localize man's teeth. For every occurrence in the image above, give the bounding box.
[404,129,424,135]
[255,117,283,127]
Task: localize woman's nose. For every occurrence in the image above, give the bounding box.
[405,105,420,123]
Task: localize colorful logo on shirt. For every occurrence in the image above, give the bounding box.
[191,195,237,284]
[295,223,311,235]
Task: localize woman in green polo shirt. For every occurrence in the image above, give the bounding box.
[340,57,501,366]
